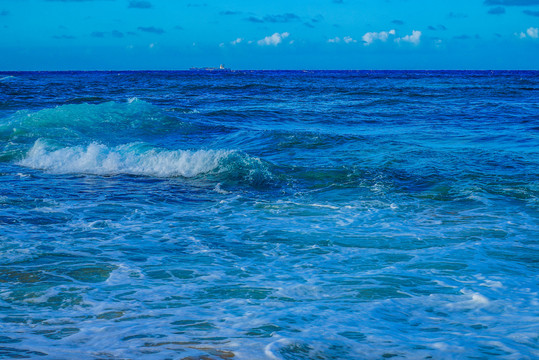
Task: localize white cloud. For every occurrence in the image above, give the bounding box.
[257,32,289,46]
[361,29,422,46]
[328,36,356,44]
[397,30,422,45]
[516,27,538,39]
[527,27,538,38]
[362,29,395,45]
[231,38,243,45]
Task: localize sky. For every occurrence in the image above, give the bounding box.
[0,0,538,70]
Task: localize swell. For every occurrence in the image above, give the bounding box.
[0,100,280,187]
[0,99,193,146]
[0,75,16,83]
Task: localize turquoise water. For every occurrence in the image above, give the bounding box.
[0,71,538,359]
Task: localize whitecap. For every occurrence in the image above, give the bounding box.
[213,183,230,194]
[18,140,232,178]
[16,140,274,187]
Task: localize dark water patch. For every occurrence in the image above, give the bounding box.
[62,96,108,104]
[0,347,48,358]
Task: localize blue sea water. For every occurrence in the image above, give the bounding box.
[0,70,537,359]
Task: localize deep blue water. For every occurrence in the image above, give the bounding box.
[0,71,538,359]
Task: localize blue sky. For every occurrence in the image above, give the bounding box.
[0,0,538,70]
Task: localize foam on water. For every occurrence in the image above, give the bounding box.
[18,140,274,185]
[19,140,231,177]
[0,71,538,359]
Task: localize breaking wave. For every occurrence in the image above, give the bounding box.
[18,140,274,184]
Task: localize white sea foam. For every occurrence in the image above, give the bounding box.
[446,290,491,310]
[265,338,291,360]
[18,140,234,178]
[213,183,230,194]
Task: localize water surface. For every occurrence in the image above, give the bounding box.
[0,71,538,359]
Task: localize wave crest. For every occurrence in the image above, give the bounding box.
[0,100,191,145]
[0,75,16,82]
[18,140,274,184]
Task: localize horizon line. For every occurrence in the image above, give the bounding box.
[1,69,539,73]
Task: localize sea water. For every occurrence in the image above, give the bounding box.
[0,71,537,359]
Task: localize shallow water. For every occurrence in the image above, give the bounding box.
[0,71,538,359]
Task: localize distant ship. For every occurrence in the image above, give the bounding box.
[189,64,231,71]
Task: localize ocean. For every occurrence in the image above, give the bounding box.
[0,71,537,359]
